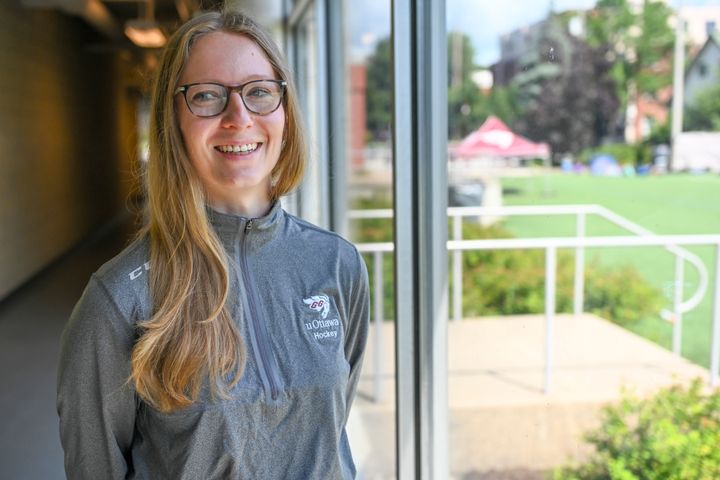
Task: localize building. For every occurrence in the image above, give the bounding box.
[684,33,720,110]
[678,5,720,48]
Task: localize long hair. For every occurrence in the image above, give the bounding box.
[131,10,307,413]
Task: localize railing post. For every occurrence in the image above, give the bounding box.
[453,214,462,321]
[574,212,586,316]
[673,255,685,355]
[373,251,384,402]
[711,243,720,387]
[545,246,557,394]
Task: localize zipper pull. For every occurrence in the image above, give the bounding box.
[245,220,253,233]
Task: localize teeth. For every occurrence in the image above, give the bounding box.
[218,143,258,153]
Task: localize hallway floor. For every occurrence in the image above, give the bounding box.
[0,219,136,480]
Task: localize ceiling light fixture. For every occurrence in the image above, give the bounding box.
[124,0,166,48]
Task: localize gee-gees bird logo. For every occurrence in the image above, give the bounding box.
[303,295,330,319]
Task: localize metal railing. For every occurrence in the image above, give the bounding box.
[349,205,720,400]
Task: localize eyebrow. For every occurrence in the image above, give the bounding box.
[180,74,279,85]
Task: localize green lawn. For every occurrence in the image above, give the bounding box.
[498,172,720,368]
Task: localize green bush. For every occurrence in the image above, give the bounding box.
[459,222,575,316]
[554,379,720,480]
[584,261,665,327]
[460,222,663,324]
[351,195,395,320]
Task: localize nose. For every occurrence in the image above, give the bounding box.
[221,91,254,129]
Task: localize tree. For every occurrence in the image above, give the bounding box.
[685,82,720,131]
[365,32,518,142]
[585,0,674,136]
[365,38,392,141]
[514,14,619,156]
[634,0,675,96]
[447,31,488,139]
[448,83,520,141]
[447,31,483,139]
[447,31,521,140]
[447,31,476,89]
[585,0,635,108]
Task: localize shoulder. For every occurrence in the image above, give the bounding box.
[283,211,368,288]
[90,234,151,321]
[62,236,150,353]
[283,212,361,260]
[95,234,150,286]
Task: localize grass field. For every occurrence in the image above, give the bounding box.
[498,172,720,368]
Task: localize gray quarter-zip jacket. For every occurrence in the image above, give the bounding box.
[57,202,370,479]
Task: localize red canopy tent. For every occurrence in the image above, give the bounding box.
[451,116,550,160]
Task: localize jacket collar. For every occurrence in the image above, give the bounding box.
[207,200,284,243]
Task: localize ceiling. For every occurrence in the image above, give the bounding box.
[21,0,284,50]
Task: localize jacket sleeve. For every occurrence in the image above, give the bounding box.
[343,248,370,419]
[56,275,137,479]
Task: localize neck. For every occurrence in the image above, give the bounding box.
[208,195,273,218]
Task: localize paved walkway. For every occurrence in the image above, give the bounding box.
[347,314,709,479]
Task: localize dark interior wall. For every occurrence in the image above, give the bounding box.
[0,2,138,299]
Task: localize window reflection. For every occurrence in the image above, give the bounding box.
[293,7,324,226]
[342,1,396,479]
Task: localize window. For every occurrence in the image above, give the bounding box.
[446,0,719,477]
[287,0,720,477]
[342,1,397,477]
[289,2,328,227]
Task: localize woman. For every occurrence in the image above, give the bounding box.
[57,10,369,479]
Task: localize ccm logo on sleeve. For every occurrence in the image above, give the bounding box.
[128,262,151,280]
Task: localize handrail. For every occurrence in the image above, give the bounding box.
[352,204,708,317]
[594,206,707,314]
[356,234,720,250]
[350,205,720,400]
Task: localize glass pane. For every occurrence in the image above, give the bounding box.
[342,0,396,478]
[292,7,325,226]
[446,0,720,477]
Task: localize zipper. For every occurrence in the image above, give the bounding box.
[237,219,281,400]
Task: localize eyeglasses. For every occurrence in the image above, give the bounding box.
[175,79,287,118]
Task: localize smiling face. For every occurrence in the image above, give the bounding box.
[177,31,285,216]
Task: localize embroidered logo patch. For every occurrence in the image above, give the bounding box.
[302,294,339,340]
[303,295,330,319]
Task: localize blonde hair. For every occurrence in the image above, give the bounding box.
[131,10,306,412]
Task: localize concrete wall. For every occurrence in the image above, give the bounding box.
[0,2,138,299]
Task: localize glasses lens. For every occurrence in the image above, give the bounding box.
[242,80,284,115]
[185,84,227,117]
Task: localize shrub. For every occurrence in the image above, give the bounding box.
[554,379,720,480]
[460,222,663,324]
[459,222,575,316]
[351,196,395,320]
[584,261,664,327]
